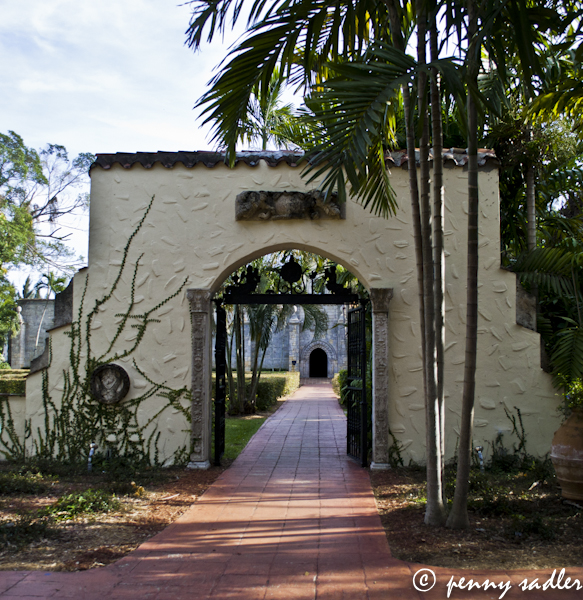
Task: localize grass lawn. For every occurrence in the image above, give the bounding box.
[223,417,266,461]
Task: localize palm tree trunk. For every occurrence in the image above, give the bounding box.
[526,124,536,252]
[430,0,446,505]
[386,0,445,525]
[418,9,446,527]
[234,305,246,414]
[385,0,426,398]
[249,346,268,408]
[247,333,263,412]
[447,0,480,529]
[226,312,237,411]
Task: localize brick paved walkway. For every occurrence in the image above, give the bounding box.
[1,382,582,599]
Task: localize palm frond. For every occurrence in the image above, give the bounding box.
[301,305,328,340]
[194,0,393,162]
[513,247,577,298]
[301,44,419,217]
[552,324,583,386]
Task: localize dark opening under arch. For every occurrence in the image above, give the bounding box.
[309,348,328,378]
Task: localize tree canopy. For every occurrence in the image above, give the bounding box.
[0,131,93,353]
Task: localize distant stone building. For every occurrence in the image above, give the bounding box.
[9,299,55,369]
[233,304,347,378]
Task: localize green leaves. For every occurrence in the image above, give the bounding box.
[514,247,578,298]
[552,324,583,386]
[194,0,393,161]
[301,45,416,217]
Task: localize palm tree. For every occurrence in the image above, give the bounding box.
[239,68,299,151]
[220,253,328,414]
[34,271,68,299]
[187,0,572,528]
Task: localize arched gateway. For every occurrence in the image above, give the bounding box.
[19,151,559,472]
[309,348,328,378]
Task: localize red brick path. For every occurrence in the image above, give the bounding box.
[1,382,581,598]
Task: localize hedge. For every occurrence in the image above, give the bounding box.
[332,369,348,404]
[0,371,28,395]
[212,371,300,411]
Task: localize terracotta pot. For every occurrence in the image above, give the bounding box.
[551,407,583,501]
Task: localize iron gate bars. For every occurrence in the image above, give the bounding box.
[346,302,368,467]
[214,301,227,466]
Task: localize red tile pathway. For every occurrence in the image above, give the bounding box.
[1,381,582,599]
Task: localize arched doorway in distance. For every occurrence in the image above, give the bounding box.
[309,348,328,378]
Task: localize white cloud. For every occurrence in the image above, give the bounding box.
[1,0,245,281]
[0,0,240,157]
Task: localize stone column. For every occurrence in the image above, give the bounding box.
[369,288,393,470]
[288,307,300,373]
[187,289,212,469]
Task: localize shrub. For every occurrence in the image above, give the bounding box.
[0,370,28,395]
[254,372,300,410]
[42,489,120,520]
[0,515,53,549]
[505,514,556,541]
[215,372,300,411]
[0,471,49,495]
[334,369,349,405]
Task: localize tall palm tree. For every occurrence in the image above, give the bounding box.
[187,0,571,528]
[220,253,328,413]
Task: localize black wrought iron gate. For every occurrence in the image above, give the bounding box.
[212,257,369,467]
[214,301,227,466]
[346,303,368,466]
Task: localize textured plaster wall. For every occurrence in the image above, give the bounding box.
[1,395,26,450]
[24,158,559,464]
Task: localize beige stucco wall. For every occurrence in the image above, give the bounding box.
[23,157,559,464]
[0,395,26,457]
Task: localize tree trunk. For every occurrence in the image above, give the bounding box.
[386,0,426,404]
[246,331,263,412]
[226,312,237,413]
[234,305,246,414]
[249,346,268,409]
[526,126,536,253]
[386,0,445,525]
[447,0,480,530]
[418,9,446,527]
[430,0,446,505]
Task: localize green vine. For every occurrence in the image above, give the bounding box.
[387,427,404,468]
[0,195,192,468]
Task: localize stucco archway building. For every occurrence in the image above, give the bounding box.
[14,150,558,469]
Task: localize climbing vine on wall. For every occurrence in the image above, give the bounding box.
[0,196,192,467]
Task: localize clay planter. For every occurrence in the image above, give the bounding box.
[551,408,583,501]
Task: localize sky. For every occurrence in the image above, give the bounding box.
[0,0,246,285]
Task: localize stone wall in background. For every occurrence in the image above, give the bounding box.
[9,299,55,369]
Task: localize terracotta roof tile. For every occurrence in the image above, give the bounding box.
[90,149,498,172]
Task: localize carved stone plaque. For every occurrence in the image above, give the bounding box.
[235,190,344,221]
[91,364,130,405]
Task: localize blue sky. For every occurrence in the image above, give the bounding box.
[0,0,240,158]
[1,0,244,281]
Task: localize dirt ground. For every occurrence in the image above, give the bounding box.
[371,468,583,570]
[3,464,582,572]
[0,467,224,572]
